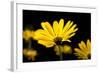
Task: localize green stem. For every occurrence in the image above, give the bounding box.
[58,45,63,60]
[29,38,31,50]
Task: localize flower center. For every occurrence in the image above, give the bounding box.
[54,37,62,45]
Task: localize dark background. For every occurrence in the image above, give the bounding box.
[23,10,91,62]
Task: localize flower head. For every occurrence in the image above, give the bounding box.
[34,19,78,47]
[54,45,72,56]
[74,39,91,59]
[23,30,35,41]
[23,49,37,61]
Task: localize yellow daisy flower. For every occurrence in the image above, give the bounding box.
[23,49,37,61]
[54,45,72,56]
[23,29,35,41]
[74,39,91,59]
[34,19,78,47]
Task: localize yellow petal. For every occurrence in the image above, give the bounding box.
[66,40,71,42]
[41,22,55,37]
[62,24,78,41]
[78,43,85,52]
[74,48,87,57]
[74,53,87,59]
[34,29,54,40]
[62,33,76,41]
[79,43,89,55]
[58,19,64,36]
[38,40,55,48]
[35,32,52,41]
[53,21,59,37]
[62,21,72,34]
[74,53,84,58]
[87,39,91,53]
[69,33,76,38]
[40,30,54,39]
[80,41,88,51]
[64,24,77,36]
[73,28,78,32]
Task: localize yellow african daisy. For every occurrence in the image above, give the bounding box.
[74,39,91,59]
[34,19,78,47]
[54,45,72,56]
[23,29,35,41]
[23,49,37,61]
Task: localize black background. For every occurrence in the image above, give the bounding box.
[23,10,91,62]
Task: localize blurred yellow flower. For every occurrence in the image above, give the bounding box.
[23,30,35,41]
[23,49,37,61]
[54,45,72,56]
[74,39,91,59]
[34,19,78,47]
